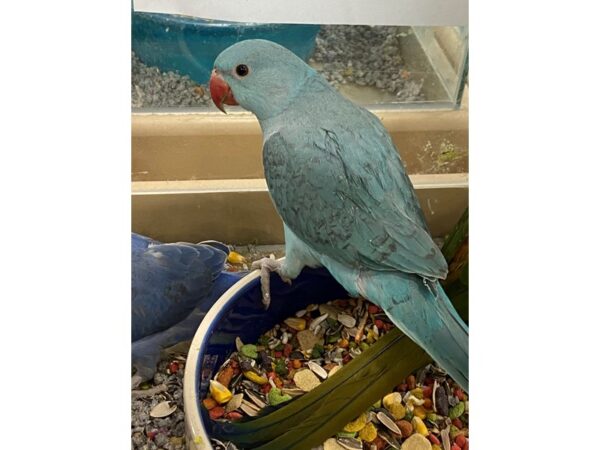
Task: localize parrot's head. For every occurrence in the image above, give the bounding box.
[210,39,316,120]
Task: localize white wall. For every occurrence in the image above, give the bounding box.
[133,0,468,26]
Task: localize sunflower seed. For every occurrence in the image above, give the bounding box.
[245,390,267,409]
[308,361,328,379]
[346,327,359,337]
[324,438,345,450]
[319,303,342,320]
[336,437,362,450]
[376,411,401,434]
[225,393,244,413]
[337,313,356,328]
[310,314,329,330]
[378,429,401,449]
[433,382,449,416]
[240,401,259,417]
[268,338,281,349]
[229,373,243,391]
[328,365,342,378]
[149,401,177,418]
[448,395,459,407]
[281,387,305,397]
[441,427,451,450]
[258,351,272,370]
[349,347,362,358]
[326,323,344,336]
[235,337,244,352]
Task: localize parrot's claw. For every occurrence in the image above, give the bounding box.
[251,257,291,309]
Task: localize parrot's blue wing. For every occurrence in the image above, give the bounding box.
[131,238,228,342]
[131,232,159,251]
[131,271,245,381]
[263,113,448,280]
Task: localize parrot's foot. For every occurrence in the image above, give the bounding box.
[251,256,292,309]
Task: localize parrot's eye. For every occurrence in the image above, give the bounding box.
[235,64,250,77]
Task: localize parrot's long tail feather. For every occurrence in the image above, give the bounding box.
[359,271,469,391]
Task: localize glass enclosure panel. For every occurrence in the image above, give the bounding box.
[131,15,468,111]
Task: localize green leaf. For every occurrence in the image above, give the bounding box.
[441,208,468,263]
[441,207,469,324]
[443,261,469,323]
[212,328,431,449]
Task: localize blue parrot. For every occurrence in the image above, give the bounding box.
[209,40,468,391]
[131,233,244,381]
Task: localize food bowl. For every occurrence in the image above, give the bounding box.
[132,13,321,84]
[183,263,348,449]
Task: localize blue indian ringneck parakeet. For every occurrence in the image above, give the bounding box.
[131,233,244,381]
[208,40,469,391]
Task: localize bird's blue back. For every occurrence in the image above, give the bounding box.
[131,232,159,251]
[131,234,228,341]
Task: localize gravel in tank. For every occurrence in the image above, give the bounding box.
[131,25,425,109]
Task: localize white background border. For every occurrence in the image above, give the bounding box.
[133,0,468,26]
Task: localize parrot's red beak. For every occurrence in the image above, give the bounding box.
[210,69,238,113]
